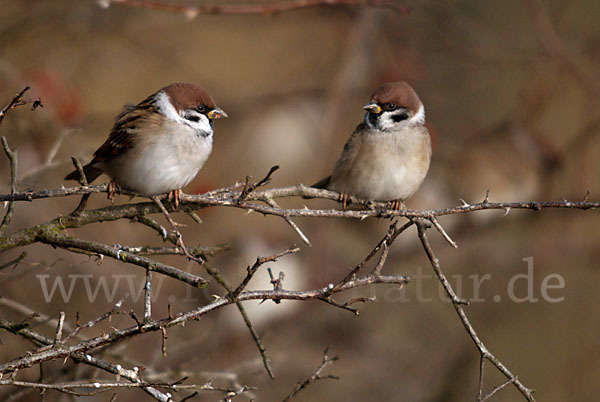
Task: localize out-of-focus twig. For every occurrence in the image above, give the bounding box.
[416,219,536,401]
[101,0,410,18]
[282,347,339,401]
[525,0,600,100]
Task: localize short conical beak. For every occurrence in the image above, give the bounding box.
[207,107,228,119]
[363,102,382,114]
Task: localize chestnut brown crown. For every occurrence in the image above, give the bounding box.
[161,82,217,112]
[370,81,423,114]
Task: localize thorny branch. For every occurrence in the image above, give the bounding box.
[0,174,597,402]
[0,182,597,221]
[0,274,410,374]
[1,105,598,400]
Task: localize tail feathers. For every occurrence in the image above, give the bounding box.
[64,163,104,184]
[303,175,331,199]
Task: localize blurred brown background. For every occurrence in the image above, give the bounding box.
[1,0,599,401]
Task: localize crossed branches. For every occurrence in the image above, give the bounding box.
[1,88,598,401]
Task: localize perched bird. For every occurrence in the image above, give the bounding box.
[65,83,227,205]
[311,81,431,208]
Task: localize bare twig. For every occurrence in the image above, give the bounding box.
[371,242,389,276]
[231,246,300,299]
[53,312,66,345]
[204,262,276,379]
[0,379,246,393]
[63,296,127,343]
[0,168,597,402]
[263,197,311,245]
[0,313,173,401]
[282,347,339,401]
[0,251,26,271]
[119,243,230,258]
[133,214,172,242]
[480,376,519,401]
[329,220,413,294]
[237,165,280,204]
[1,137,17,234]
[2,183,596,219]
[160,327,167,358]
[416,220,535,401]
[144,270,152,323]
[70,156,91,216]
[429,215,457,248]
[151,195,203,264]
[35,233,207,288]
[0,87,41,125]
[0,274,408,374]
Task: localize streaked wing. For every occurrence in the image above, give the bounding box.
[91,99,159,163]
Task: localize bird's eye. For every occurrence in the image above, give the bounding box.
[196,105,205,113]
[386,103,397,111]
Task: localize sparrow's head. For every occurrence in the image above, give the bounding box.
[157,82,227,136]
[363,81,424,131]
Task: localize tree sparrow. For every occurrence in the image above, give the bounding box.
[311,81,431,208]
[65,83,227,204]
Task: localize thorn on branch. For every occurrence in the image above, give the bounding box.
[483,189,490,204]
[267,267,284,304]
[231,245,299,299]
[237,165,280,204]
[582,190,590,202]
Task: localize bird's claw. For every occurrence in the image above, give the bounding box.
[167,189,182,209]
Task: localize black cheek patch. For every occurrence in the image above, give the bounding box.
[368,112,379,126]
[185,115,200,123]
[392,112,409,123]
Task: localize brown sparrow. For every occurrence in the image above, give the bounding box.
[65,83,227,203]
[312,81,431,208]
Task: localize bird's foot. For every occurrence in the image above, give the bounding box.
[338,192,352,210]
[388,200,405,210]
[107,181,121,202]
[167,189,183,209]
